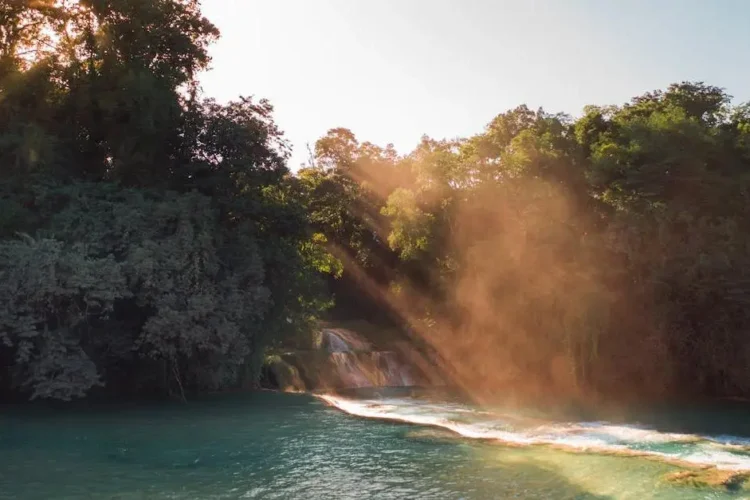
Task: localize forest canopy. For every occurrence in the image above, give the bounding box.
[2,0,750,404]
[0,0,331,401]
[299,86,750,405]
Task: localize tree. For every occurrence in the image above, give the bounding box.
[0,0,335,401]
[314,82,750,403]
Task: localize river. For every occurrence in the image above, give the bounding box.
[1,390,749,499]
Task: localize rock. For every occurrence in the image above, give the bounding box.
[264,356,307,392]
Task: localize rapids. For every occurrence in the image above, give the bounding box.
[319,393,750,472]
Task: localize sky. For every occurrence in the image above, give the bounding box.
[199,0,750,170]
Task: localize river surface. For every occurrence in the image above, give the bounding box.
[1,390,749,499]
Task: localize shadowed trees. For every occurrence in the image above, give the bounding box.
[0,0,332,401]
[302,83,750,404]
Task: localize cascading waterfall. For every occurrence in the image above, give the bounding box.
[329,352,372,388]
[322,329,368,352]
[379,351,415,387]
[321,329,416,389]
[266,328,424,392]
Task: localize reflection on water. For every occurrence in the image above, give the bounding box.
[0,392,747,499]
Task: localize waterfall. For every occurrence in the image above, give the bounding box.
[330,353,372,388]
[328,351,415,389]
[321,329,416,389]
[267,327,433,392]
[379,351,415,387]
[322,329,371,352]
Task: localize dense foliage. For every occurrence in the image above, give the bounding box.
[0,0,331,401]
[300,86,750,404]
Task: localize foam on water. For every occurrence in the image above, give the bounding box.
[319,394,750,471]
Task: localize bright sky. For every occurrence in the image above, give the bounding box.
[200,0,750,170]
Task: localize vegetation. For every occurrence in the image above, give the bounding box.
[2,1,750,404]
[0,0,331,401]
[298,87,750,404]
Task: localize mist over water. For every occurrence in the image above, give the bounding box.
[313,328,750,480]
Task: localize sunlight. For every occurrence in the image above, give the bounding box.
[3,1,750,498]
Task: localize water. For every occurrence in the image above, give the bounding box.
[329,352,415,388]
[1,391,749,499]
[322,329,371,352]
[282,328,418,390]
[321,394,750,471]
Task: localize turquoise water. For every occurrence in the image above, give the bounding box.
[0,391,748,499]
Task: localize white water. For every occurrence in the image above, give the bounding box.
[330,352,372,388]
[380,351,415,387]
[321,329,416,389]
[320,394,750,471]
[322,329,371,352]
